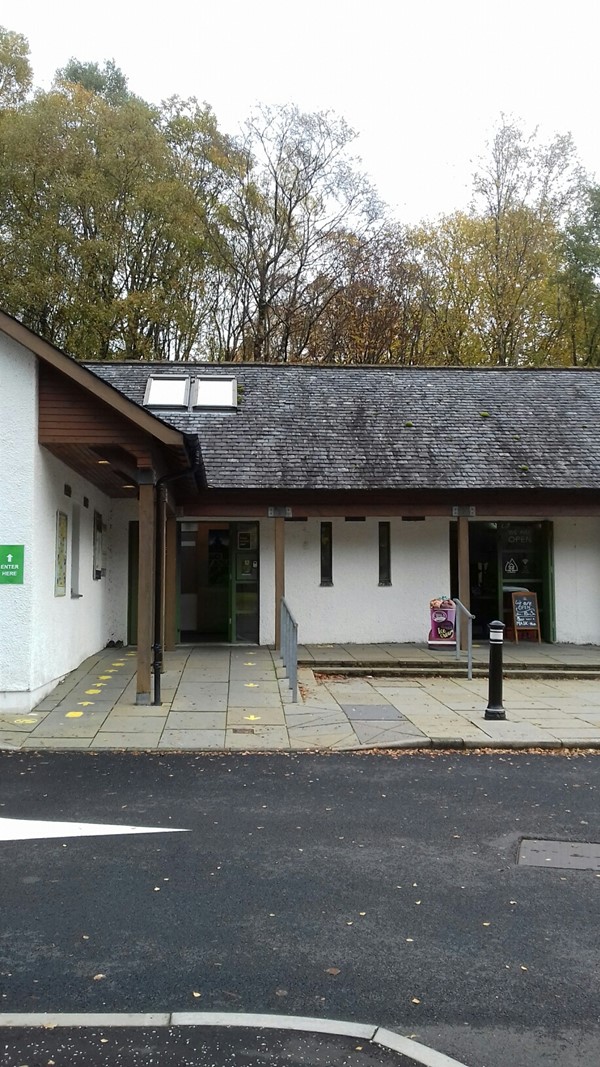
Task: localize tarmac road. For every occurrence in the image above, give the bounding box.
[0,749,599,1067]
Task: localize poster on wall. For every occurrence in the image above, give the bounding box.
[55,511,68,596]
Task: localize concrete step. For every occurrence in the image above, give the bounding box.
[306,664,600,681]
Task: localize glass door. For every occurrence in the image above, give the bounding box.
[231,522,259,643]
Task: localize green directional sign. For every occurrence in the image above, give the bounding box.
[0,545,24,585]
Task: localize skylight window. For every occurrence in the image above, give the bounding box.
[192,378,237,409]
[143,376,190,408]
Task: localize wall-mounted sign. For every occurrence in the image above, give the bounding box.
[268,506,292,518]
[0,545,25,585]
[55,512,68,596]
[451,506,477,517]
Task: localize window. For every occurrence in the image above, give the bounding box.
[378,521,391,585]
[320,522,333,586]
[192,378,237,409]
[93,511,104,580]
[70,504,81,597]
[144,376,190,408]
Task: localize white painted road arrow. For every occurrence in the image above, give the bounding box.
[0,818,190,842]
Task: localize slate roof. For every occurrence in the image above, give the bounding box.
[83,362,600,492]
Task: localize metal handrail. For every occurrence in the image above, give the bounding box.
[279,597,298,702]
[452,598,475,680]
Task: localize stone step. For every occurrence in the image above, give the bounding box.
[306,664,600,680]
[300,659,600,672]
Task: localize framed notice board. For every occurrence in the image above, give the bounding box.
[511,591,541,643]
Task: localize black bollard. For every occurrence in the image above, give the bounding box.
[485,620,506,720]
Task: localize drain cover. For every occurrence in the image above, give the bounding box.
[518,839,600,870]
[232,727,255,734]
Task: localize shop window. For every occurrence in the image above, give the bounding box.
[378,521,391,585]
[320,522,333,586]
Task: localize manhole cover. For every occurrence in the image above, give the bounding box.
[518,838,600,870]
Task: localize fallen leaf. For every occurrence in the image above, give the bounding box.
[521,965,528,971]
[325,967,341,976]
[100,1038,109,1044]
[154,887,160,892]
[406,938,414,942]
[482,922,491,927]
[411,997,421,1004]
[92,973,106,981]
[346,921,353,925]
[359,912,366,916]
[192,991,202,998]
[82,935,89,941]
[355,1046,363,1051]
[415,900,422,905]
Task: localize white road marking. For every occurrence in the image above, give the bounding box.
[0,818,190,842]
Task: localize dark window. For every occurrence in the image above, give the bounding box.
[378,521,391,585]
[320,522,333,585]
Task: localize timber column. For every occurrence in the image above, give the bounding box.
[457,516,470,651]
[274,517,285,649]
[136,472,155,703]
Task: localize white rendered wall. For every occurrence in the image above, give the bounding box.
[282,518,450,645]
[0,335,132,710]
[554,519,600,643]
[29,449,131,696]
[0,337,38,702]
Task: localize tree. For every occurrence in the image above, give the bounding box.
[0,79,237,359]
[212,104,383,362]
[470,118,583,364]
[559,185,600,364]
[0,26,32,107]
[54,58,130,104]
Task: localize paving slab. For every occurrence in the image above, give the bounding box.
[225,727,290,749]
[226,707,287,726]
[166,712,226,730]
[158,730,226,749]
[91,732,164,749]
[0,713,48,731]
[340,704,405,721]
[352,722,427,744]
[22,737,92,749]
[99,715,168,733]
[28,710,111,737]
[171,684,229,712]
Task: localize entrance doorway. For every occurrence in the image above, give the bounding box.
[178,521,259,643]
[450,521,555,641]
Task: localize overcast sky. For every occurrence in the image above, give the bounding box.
[13,0,600,223]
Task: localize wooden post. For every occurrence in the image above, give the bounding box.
[457,516,470,652]
[274,517,285,649]
[136,477,155,703]
[164,513,177,651]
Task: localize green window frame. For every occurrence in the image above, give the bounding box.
[320,522,333,586]
[378,521,391,585]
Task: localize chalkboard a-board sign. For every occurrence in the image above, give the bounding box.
[512,591,541,643]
